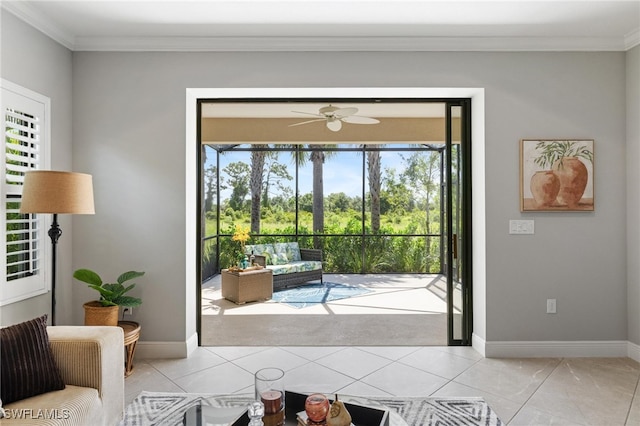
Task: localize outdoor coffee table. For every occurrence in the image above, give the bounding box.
[221,267,273,304]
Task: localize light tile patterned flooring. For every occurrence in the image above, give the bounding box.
[125,274,640,425]
[127,347,640,425]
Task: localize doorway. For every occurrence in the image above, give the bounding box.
[185,88,483,349]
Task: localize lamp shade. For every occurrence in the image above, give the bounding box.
[19,171,95,214]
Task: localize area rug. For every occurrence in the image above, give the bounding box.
[121,391,503,426]
[271,282,373,308]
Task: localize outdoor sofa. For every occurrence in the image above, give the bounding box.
[244,242,323,290]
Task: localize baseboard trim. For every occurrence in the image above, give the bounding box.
[471,333,486,357]
[628,341,640,362]
[484,340,629,358]
[136,332,198,359]
[134,336,640,361]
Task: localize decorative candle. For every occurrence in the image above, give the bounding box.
[305,393,330,423]
[261,390,283,414]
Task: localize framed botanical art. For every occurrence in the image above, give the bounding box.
[520,139,594,212]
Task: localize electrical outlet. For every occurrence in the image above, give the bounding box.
[546,299,557,314]
[123,307,133,316]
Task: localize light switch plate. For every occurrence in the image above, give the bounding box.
[509,220,535,234]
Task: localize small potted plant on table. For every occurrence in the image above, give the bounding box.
[74,269,145,326]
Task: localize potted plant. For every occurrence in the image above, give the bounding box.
[230,224,251,271]
[73,269,145,326]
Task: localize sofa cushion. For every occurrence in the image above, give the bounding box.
[245,243,275,265]
[274,242,302,261]
[271,252,290,265]
[3,385,101,425]
[0,315,65,404]
[267,261,323,275]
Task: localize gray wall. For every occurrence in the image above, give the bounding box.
[627,45,640,347]
[0,11,74,325]
[2,11,633,348]
[71,50,627,344]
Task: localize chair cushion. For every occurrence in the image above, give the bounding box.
[0,315,65,404]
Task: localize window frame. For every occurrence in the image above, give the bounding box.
[1,79,51,306]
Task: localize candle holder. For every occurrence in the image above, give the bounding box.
[255,368,285,426]
[305,393,330,425]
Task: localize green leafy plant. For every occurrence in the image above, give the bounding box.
[73,269,145,307]
[534,141,593,169]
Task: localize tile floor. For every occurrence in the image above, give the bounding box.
[200,274,449,346]
[126,346,640,425]
[201,274,449,317]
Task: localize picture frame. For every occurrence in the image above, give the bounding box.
[520,139,594,212]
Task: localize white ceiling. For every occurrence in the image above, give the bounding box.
[3,0,639,52]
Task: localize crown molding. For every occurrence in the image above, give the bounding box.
[73,35,630,52]
[626,28,640,50]
[2,1,75,50]
[3,2,636,53]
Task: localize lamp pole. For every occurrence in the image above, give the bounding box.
[48,214,62,325]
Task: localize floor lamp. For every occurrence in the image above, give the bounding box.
[19,171,95,325]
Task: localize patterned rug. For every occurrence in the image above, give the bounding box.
[271,282,373,308]
[121,391,503,426]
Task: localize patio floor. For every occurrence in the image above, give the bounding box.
[201,274,449,346]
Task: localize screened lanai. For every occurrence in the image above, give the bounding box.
[197,100,471,346]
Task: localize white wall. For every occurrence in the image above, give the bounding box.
[2,11,633,355]
[627,45,640,349]
[0,11,74,325]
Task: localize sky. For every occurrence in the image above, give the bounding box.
[205,145,421,200]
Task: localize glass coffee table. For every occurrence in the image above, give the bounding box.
[182,391,408,426]
[124,390,501,425]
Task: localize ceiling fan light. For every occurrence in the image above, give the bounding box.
[326,118,342,132]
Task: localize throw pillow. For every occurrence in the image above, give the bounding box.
[0,315,65,404]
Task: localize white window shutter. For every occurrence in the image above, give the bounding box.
[1,80,51,305]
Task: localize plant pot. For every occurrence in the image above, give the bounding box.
[552,157,588,208]
[83,301,119,326]
[530,171,560,208]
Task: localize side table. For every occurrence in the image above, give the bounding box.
[118,321,141,377]
[221,267,273,304]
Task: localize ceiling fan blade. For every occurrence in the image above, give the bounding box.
[326,119,342,132]
[291,110,324,118]
[333,107,358,118]
[288,118,327,127]
[342,115,380,125]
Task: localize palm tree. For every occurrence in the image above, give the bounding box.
[296,145,336,248]
[366,146,382,233]
[249,149,267,234]
[310,148,325,236]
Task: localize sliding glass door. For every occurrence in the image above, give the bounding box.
[444,101,472,345]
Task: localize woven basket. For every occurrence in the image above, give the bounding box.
[83,301,119,326]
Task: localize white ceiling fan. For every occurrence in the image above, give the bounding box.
[288,105,380,132]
